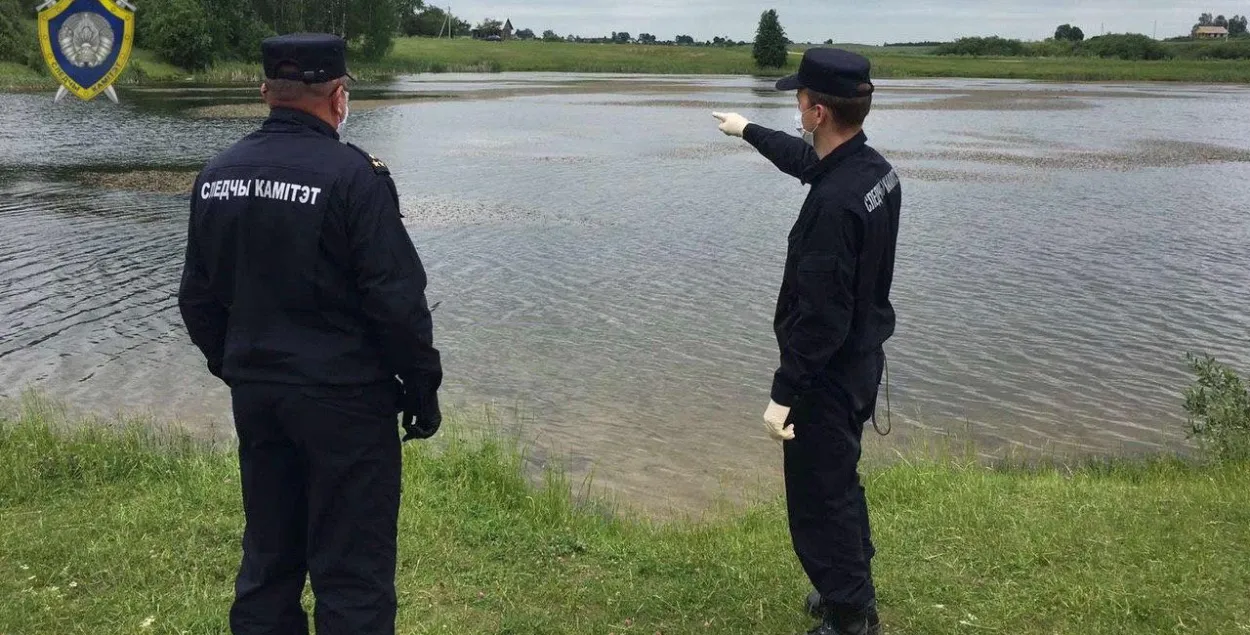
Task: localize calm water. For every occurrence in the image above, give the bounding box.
[1,75,1248,508]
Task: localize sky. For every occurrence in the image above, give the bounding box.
[441,0,1233,43]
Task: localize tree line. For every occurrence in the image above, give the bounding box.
[1195,12,1249,36]
[932,12,1250,61]
[0,0,783,73]
[450,21,750,47]
[935,32,1250,61]
[0,0,421,71]
[0,0,799,72]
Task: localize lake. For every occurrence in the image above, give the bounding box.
[1,74,1248,509]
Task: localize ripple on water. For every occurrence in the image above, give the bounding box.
[1,79,1248,510]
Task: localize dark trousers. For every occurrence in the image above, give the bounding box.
[229,381,402,635]
[783,385,877,614]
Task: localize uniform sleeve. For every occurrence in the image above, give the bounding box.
[743,123,819,180]
[345,169,443,390]
[177,189,230,382]
[770,205,861,406]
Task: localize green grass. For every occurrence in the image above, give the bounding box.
[377,38,787,75]
[124,48,193,82]
[209,39,1250,82]
[0,61,44,89]
[2,397,1249,634]
[885,53,1250,82]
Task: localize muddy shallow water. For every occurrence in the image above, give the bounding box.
[1,74,1248,510]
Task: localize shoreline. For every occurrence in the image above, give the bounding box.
[7,70,1250,94]
[7,39,1250,92]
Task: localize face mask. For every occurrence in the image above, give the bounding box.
[336,89,350,134]
[794,106,817,147]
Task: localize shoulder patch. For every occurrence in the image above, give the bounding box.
[345,142,391,176]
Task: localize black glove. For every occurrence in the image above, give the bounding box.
[399,376,441,442]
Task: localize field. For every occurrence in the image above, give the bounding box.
[2,397,1249,634]
[7,38,1250,90]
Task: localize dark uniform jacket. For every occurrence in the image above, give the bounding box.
[743,125,901,418]
[178,107,441,392]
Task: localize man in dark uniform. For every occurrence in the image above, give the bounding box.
[713,48,901,635]
[178,33,443,635]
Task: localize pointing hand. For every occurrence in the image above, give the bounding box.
[712,111,750,138]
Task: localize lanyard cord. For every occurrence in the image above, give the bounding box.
[872,355,892,437]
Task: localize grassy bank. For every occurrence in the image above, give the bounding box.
[2,399,1248,634]
[7,38,1250,90]
[871,53,1250,83]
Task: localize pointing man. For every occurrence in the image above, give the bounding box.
[713,48,901,635]
[178,34,443,635]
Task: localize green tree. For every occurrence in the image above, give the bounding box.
[0,0,40,69]
[1215,15,1229,28]
[515,28,535,40]
[1199,12,1215,26]
[247,0,415,57]
[404,4,463,37]
[753,9,788,68]
[675,34,695,45]
[142,0,216,69]
[541,29,560,41]
[474,18,503,38]
[638,33,657,44]
[201,0,270,60]
[612,31,631,43]
[1230,15,1249,36]
[347,0,414,60]
[1054,24,1085,42]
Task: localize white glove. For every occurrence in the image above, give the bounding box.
[763,400,795,442]
[712,111,750,138]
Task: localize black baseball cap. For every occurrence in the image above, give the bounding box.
[775,48,873,98]
[262,33,355,84]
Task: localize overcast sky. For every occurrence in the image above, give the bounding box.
[444,1,1229,42]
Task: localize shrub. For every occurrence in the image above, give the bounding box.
[1029,39,1079,57]
[1081,33,1170,61]
[139,0,216,70]
[934,36,1027,57]
[1184,354,1250,462]
[1169,39,1250,60]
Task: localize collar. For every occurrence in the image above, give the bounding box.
[263,106,340,140]
[801,131,868,185]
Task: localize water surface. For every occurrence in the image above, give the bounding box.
[2,74,1248,508]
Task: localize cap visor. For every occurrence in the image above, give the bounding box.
[774,74,803,91]
[345,70,356,82]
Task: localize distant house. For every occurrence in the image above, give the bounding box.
[1194,26,1230,39]
[503,19,514,40]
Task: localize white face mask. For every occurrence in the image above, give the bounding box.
[794,106,817,147]
[336,89,350,134]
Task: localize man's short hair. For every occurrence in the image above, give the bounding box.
[803,85,873,130]
[263,63,341,102]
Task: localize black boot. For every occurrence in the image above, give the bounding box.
[803,603,880,635]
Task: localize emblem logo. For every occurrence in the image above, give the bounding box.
[36,0,137,103]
